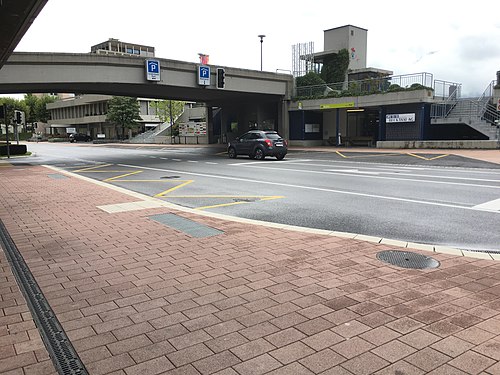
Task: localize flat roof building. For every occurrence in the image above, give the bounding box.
[90,38,155,57]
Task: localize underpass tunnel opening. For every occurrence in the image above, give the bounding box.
[215,100,283,144]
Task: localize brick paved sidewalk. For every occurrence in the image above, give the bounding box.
[1,164,500,375]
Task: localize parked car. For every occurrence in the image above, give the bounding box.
[228,130,287,160]
[69,133,92,143]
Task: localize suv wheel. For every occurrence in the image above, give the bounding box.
[228,147,237,159]
[253,147,265,160]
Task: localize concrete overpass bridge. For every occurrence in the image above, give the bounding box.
[0,0,48,68]
[0,52,294,137]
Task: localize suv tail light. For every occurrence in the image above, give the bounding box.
[284,139,288,147]
[264,139,273,147]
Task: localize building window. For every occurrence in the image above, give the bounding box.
[351,30,354,36]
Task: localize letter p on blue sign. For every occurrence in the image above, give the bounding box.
[146,59,160,81]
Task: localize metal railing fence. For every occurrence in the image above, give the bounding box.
[295,72,436,98]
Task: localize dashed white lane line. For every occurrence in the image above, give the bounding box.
[237,164,500,190]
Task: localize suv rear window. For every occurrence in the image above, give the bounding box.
[265,132,281,139]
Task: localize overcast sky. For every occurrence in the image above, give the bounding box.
[10,0,500,97]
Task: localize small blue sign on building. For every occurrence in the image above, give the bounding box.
[198,65,210,86]
[145,59,160,81]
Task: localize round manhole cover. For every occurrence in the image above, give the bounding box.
[376,250,440,269]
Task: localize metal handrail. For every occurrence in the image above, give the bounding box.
[434,97,500,125]
[433,80,461,99]
[295,72,435,98]
[430,83,462,119]
[477,80,496,115]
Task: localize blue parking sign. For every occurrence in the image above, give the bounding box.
[198,65,210,86]
[145,59,160,81]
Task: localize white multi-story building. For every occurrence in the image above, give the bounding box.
[46,94,163,139]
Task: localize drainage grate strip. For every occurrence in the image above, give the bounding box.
[149,213,223,238]
[462,249,500,254]
[0,220,88,375]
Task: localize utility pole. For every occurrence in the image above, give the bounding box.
[169,100,173,144]
[14,110,20,145]
[2,104,10,158]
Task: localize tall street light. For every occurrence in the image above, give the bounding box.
[258,34,265,71]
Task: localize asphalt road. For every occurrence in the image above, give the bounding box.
[12,142,500,252]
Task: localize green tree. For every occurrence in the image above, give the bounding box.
[23,94,38,124]
[106,96,141,140]
[0,97,27,125]
[34,95,56,123]
[149,100,185,137]
[21,94,56,124]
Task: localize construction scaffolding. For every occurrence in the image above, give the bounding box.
[292,42,315,78]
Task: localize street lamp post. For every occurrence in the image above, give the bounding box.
[258,35,265,71]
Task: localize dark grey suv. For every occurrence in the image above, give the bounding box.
[228,130,287,160]
[69,133,92,143]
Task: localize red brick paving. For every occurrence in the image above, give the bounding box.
[0,164,500,374]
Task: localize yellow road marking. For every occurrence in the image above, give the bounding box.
[73,164,113,172]
[259,196,285,201]
[154,180,194,197]
[406,152,428,160]
[341,153,400,159]
[74,170,137,173]
[427,154,449,160]
[191,193,285,210]
[104,171,143,182]
[72,163,284,209]
[336,151,348,158]
[166,195,284,199]
[194,201,249,210]
[407,153,449,161]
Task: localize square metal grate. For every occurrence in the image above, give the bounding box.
[47,174,69,179]
[149,213,223,238]
[376,250,440,269]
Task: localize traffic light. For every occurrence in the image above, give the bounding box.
[216,68,225,89]
[15,110,22,124]
[0,104,4,119]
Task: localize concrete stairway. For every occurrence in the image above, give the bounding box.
[433,98,498,139]
[129,122,173,143]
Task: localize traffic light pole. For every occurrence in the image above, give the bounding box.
[3,104,10,158]
[13,110,21,145]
